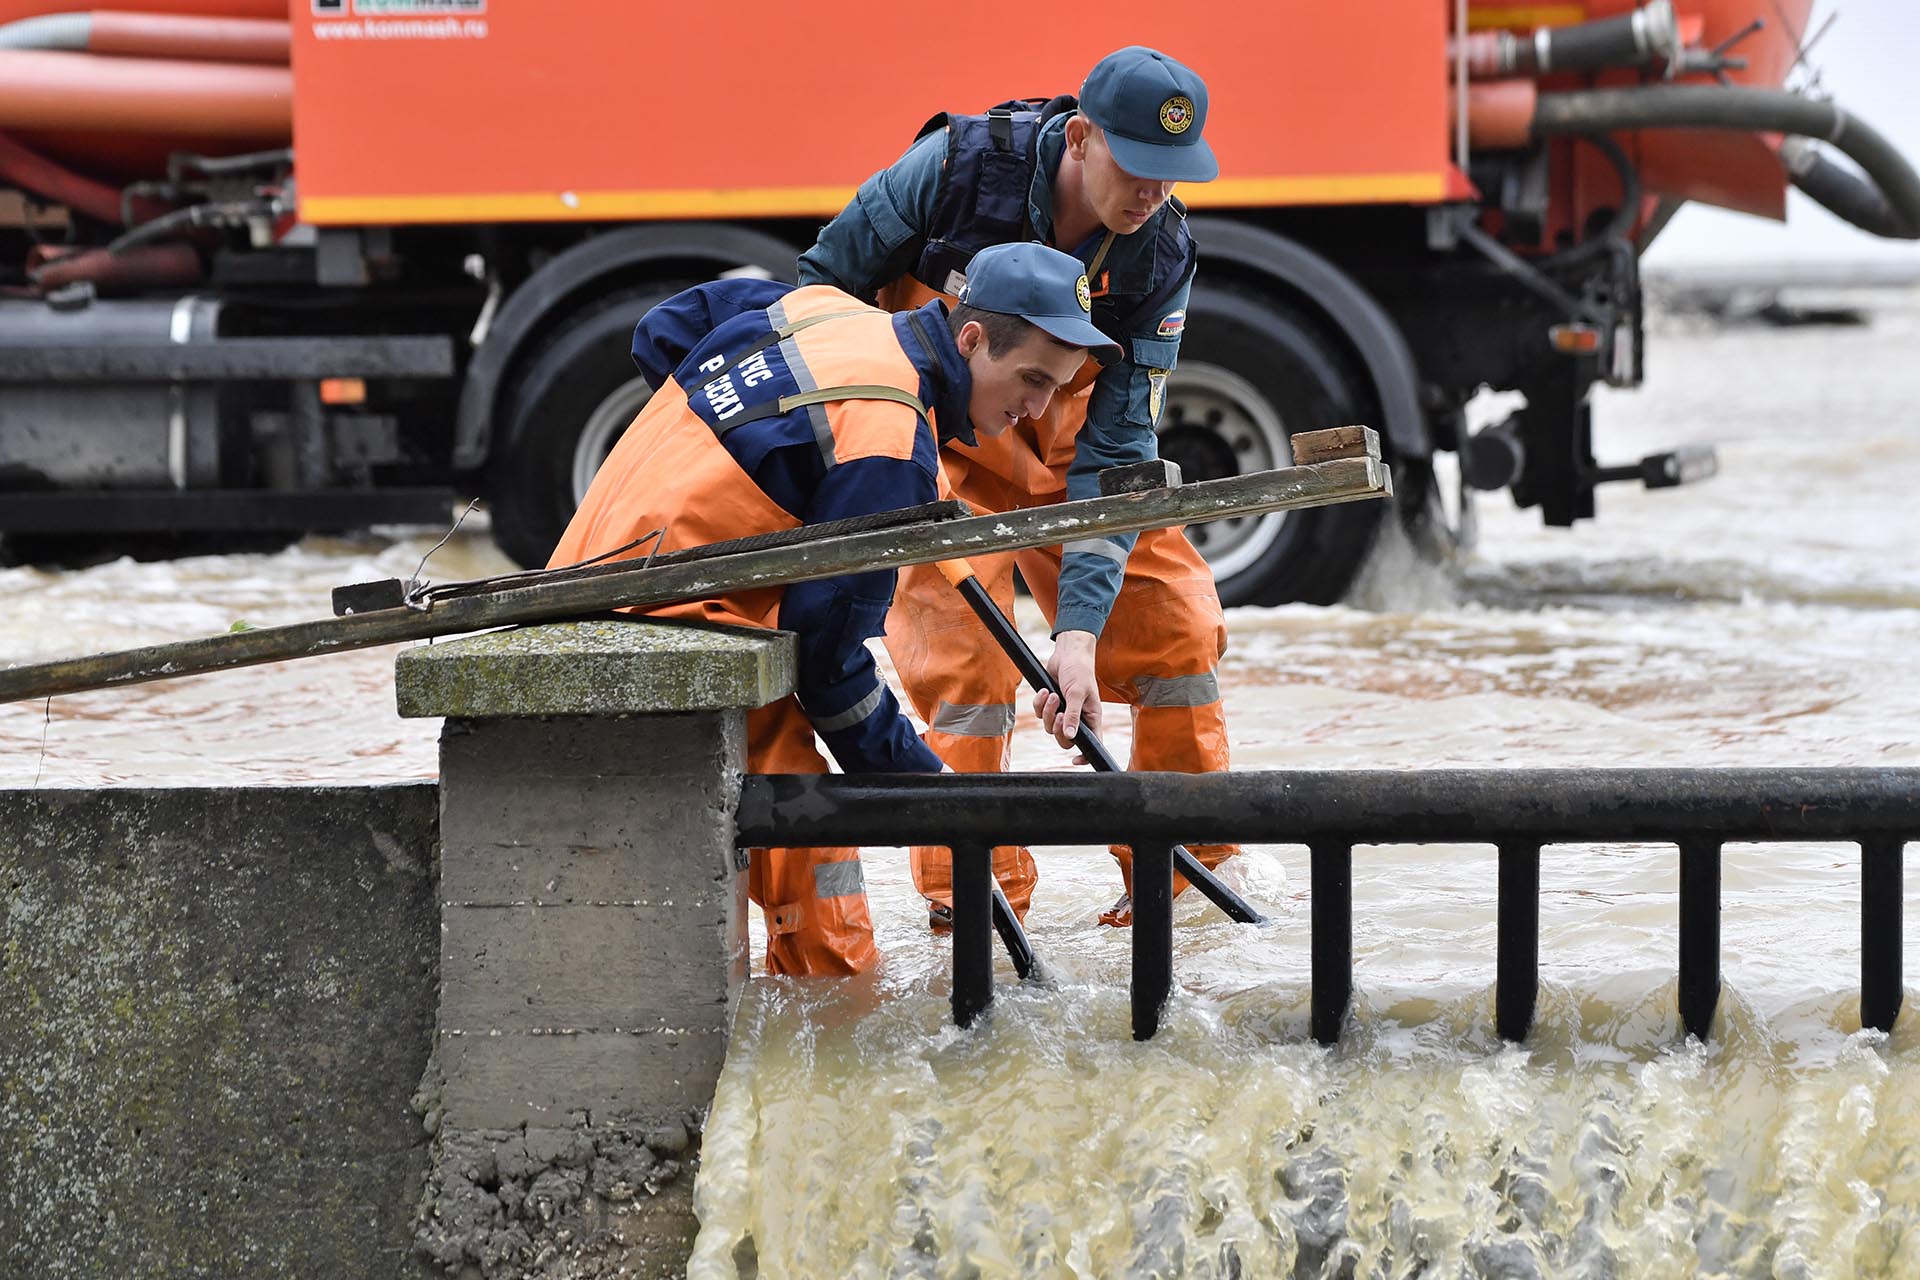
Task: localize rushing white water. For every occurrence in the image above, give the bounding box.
[4,288,1919,1277]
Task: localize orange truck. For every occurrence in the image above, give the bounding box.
[1,0,1914,601]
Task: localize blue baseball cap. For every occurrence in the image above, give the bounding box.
[1079,46,1218,184]
[957,242,1121,363]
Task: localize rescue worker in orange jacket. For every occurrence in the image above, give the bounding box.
[797,46,1234,928]
[550,242,1117,976]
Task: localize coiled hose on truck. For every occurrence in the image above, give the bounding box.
[1532,84,1920,240]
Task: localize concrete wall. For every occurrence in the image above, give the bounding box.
[2,620,783,1279]
[0,784,440,1279]
[400,620,781,1279]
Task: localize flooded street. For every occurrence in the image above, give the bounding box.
[6,289,1920,1275]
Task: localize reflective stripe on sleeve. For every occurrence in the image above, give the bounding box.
[808,684,887,734]
[1063,537,1129,566]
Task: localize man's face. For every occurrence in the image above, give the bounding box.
[956,322,1088,435]
[1069,117,1177,236]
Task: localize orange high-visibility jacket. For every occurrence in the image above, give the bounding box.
[551,279,966,773]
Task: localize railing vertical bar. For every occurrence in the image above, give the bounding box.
[1861,836,1905,1034]
[1311,841,1352,1047]
[951,842,994,1029]
[1131,841,1175,1041]
[1497,841,1541,1042]
[1678,837,1722,1041]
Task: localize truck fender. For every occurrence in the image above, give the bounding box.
[453,223,798,470]
[1186,217,1430,461]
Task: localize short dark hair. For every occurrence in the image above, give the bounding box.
[948,303,1079,358]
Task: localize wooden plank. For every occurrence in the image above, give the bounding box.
[1095,458,1182,496]
[407,499,972,608]
[1289,425,1376,466]
[0,446,1388,704]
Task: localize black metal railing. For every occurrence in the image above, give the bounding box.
[735,769,1920,1044]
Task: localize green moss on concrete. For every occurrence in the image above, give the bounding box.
[0,786,440,1279]
[395,620,796,719]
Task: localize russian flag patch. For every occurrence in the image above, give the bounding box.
[1156,310,1186,338]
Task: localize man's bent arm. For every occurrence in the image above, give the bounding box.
[1054,268,1195,636]
[629,277,793,389]
[779,455,944,774]
[796,130,945,300]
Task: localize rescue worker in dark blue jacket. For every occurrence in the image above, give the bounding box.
[797,46,1236,928]
[551,242,1116,975]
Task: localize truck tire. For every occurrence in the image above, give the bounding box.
[486,282,695,568]
[1166,283,1385,606]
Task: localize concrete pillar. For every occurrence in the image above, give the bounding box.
[395,619,792,1278]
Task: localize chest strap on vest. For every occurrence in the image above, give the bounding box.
[1086,229,1118,289]
[987,107,1015,152]
[782,385,928,418]
[713,384,930,439]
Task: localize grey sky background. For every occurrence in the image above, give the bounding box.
[1644,0,1920,266]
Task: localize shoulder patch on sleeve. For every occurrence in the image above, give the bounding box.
[1156,310,1186,338]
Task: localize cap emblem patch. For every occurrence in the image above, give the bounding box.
[1159,96,1194,135]
[1075,275,1092,313]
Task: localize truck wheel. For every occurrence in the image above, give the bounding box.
[487,283,695,568]
[1165,284,1385,606]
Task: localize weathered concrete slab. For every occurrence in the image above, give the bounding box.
[0,785,440,1280]
[436,1031,733,1126]
[433,714,749,1131]
[395,618,795,718]
[439,904,736,1031]
[409,616,760,1277]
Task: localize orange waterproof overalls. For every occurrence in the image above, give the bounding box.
[550,285,946,975]
[877,277,1237,923]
